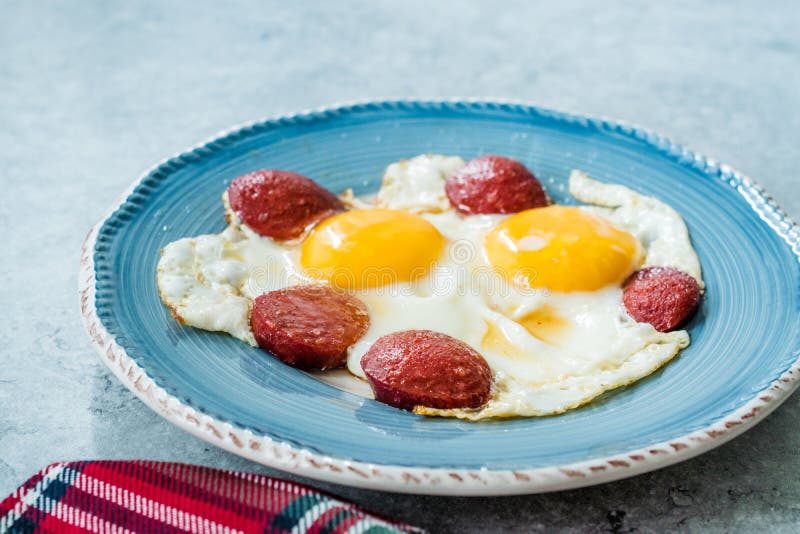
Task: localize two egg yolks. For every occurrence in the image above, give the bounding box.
[300,206,641,292]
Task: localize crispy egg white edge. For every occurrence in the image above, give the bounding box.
[157,225,259,347]
[416,331,689,419]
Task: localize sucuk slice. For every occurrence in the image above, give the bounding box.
[227,169,344,240]
[361,330,493,411]
[251,285,370,369]
[444,155,548,214]
[622,266,700,332]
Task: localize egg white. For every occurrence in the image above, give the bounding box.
[156,156,703,420]
[376,154,465,213]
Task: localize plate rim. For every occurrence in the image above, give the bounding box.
[79,98,800,496]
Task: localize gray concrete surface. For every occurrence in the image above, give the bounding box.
[2,1,799,531]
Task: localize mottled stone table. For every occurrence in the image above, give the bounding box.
[2,1,799,531]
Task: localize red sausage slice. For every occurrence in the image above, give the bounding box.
[227,170,344,240]
[361,330,493,411]
[444,155,548,214]
[251,285,370,369]
[622,267,700,332]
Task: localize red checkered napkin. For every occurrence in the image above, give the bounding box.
[0,461,421,533]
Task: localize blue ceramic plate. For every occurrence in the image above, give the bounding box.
[80,101,800,495]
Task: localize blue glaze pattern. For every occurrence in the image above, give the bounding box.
[91,101,800,471]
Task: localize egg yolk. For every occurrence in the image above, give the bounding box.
[517,305,570,345]
[301,209,445,289]
[484,206,641,292]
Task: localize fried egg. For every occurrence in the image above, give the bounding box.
[157,156,703,420]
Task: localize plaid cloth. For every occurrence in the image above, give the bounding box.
[0,461,421,533]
